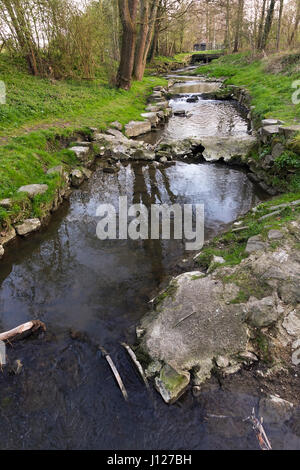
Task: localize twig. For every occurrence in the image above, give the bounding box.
[174,311,196,328]
[0,320,46,342]
[99,346,128,401]
[121,342,149,389]
[245,408,272,451]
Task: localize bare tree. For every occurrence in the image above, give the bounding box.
[233,0,244,52]
[260,0,277,51]
[116,0,139,89]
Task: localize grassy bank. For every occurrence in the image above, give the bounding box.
[194,51,300,126]
[0,54,166,227]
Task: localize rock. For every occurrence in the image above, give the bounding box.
[222,364,241,376]
[272,143,285,159]
[125,120,151,137]
[174,109,186,116]
[106,128,126,141]
[186,96,199,103]
[160,156,168,163]
[261,154,275,169]
[0,198,12,209]
[258,210,281,222]
[155,101,169,110]
[16,218,41,236]
[141,112,160,127]
[244,296,281,328]
[199,135,257,162]
[245,235,267,253]
[145,104,161,113]
[139,272,249,399]
[282,309,300,337]
[82,168,92,179]
[208,255,225,273]
[259,395,294,424]
[262,119,281,127]
[145,360,162,378]
[154,364,190,404]
[18,184,48,199]
[47,165,65,176]
[216,355,230,368]
[0,245,4,258]
[279,125,300,139]
[69,146,91,163]
[238,351,258,363]
[268,230,284,240]
[110,121,122,131]
[261,126,279,137]
[70,169,85,187]
[0,227,17,246]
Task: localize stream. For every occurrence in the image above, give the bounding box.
[0,68,299,450]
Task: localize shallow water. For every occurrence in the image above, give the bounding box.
[0,69,299,450]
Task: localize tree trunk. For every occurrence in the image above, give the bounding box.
[233,0,244,53]
[134,0,150,80]
[224,0,231,50]
[289,0,300,46]
[276,0,284,51]
[257,0,267,50]
[116,0,139,90]
[260,0,277,51]
[134,0,159,80]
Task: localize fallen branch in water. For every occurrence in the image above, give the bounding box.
[121,342,149,389]
[99,346,128,401]
[245,408,272,451]
[0,320,46,343]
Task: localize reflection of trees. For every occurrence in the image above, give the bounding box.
[131,162,176,284]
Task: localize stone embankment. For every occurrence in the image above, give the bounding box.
[0,85,173,259]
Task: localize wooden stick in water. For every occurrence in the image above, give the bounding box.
[99,346,128,401]
[121,342,149,389]
[0,320,46,342]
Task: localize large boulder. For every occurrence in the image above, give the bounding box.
[125,121,151,138]
[18,184,48,199]
[139,271,249,399]
[16,218,41,236]
[199,136,257,162]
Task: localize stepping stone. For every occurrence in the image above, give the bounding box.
[245,235,267,253]
[268,229,284,240]
[16,218,41,236]
[125,120,151,137]
[18,184,48,198]
[279,125,300,138]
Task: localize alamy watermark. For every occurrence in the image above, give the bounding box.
[0,340,6,367]
[0,80,6,104]
[96,197,204,251]
[292,80,300,105]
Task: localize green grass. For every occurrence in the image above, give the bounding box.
[0,53,167,227]
[194,52,300,125]
[0,54,166,138]
[195,192,300,271]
